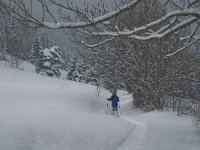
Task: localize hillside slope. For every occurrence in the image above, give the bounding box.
[0,63,134,150]
[0,62,200,150]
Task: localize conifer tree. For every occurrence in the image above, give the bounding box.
[86,68,98,85]
[30,37,42,64]
[67,56,80,81]
[36,46,65,77]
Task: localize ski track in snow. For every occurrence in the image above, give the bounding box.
[116,115,147,150]
[103,92,148,150]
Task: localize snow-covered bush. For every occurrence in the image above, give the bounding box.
[36,46,65,77]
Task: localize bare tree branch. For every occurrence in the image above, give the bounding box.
[0,0,143,29]
[1,0,200,50]
[166,36,200,57]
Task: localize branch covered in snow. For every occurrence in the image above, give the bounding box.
[91,8,200,39]
[166,36,200,57]
[0,0,142,29]
[1,0,200,53]
[81,37,115,48]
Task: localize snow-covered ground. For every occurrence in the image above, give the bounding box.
[0,61,200,150]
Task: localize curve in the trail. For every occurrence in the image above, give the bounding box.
[114,115,147,150]
[102,92,148,150]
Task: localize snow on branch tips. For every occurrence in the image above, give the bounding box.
[81,37,115,48]
[1,0,200,51]
[0,0,142,29]
[92,8,200,39]
[166,36,200,57]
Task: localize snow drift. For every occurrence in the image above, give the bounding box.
[0,63,134,150]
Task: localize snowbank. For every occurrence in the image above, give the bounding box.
[0,64,134,150]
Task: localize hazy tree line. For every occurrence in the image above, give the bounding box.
[0,9,33,67]
[0,8,67,77]
[0,7,97,82]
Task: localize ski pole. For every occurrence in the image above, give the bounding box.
[118,104,121,117]
[106,102,108,114]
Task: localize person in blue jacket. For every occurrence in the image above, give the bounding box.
[107,90,120,116]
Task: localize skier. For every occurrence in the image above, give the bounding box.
[107,90,120,117]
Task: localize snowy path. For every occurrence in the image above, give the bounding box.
[109,92,200,150]
[116,115,147,150]
[103,93,148,150]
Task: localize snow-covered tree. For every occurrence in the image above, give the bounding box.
[67,56,98,84]
[0,10,5,55]
[0,7,34,65]
[86,68,98,85]
[67,56,83,82]
[0,9,9,61]
[30,37,42,65]
[16,22,34,60]
[80,0,193,111]
[36,46,65,77]
[6,19,23,67]
[40,32,54,49]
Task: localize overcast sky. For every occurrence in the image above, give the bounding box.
[29,0,116,55]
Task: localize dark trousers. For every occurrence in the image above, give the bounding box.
[112,106,119,116]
